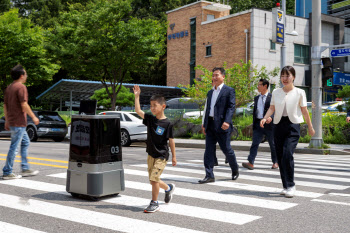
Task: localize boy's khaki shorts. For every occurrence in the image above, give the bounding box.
[147,155,167,182]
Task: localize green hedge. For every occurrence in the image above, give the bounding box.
[183,113,350,144]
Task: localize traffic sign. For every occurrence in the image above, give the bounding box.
[330,48,350,57]
[272,8,284,44]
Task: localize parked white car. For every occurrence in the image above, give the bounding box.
[326,101,346,112]
[322,101,342,111]
[99,111,147,146]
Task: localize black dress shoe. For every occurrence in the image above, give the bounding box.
[214,161,219,166]
[225,158,228,164]
[232,171,239,180]
[198,177,215,184]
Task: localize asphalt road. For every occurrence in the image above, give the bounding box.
[0,138,350,233]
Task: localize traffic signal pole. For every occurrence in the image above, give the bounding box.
[310,0,323,147]
[280,0,286,87]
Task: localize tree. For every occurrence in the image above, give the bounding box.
[47,0,166,110]
[226,0,295,15]
[0,9,60,100]
[180,61,280,113]
[178,66,213,116]
[0,0,11,14]
[130,0,196,21]
[11,0,95,28]
[336,85,350,112]
[129,0,197,86]
[91,86,134,110]
[225,60,279,107]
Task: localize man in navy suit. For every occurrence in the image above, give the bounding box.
[199,67,239,183]
[242,79,278,170]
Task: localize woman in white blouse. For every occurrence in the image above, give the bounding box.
[260,66,315,198]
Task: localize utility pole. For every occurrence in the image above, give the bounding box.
[280,0,287,87]
[310,0,323,147]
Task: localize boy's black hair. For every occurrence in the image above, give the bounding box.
[212,67,226,76]
[11,64,26,81]
[150,95,166,105]
[259,78,269,89]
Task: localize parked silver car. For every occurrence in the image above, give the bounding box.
[98,111,147,146]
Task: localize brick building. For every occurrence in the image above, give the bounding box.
[167,1,349,101]
[167,1,250,87]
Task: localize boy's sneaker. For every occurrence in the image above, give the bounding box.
[144,201,160,213]
[165,184,175,203]
[3,173,22,180]
[21,169,39,177]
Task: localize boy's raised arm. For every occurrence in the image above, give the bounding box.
[133,85,145,119]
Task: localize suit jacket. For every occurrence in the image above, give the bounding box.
[347,109,350,117]
[253,93,273,130]
[203,84,235,132]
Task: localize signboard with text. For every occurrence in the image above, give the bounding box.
[333,72,350,85]
[331,48,350,57]
[272,8,284,44]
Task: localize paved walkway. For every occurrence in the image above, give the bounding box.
[174,138,350,155]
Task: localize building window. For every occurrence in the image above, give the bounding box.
[190,18,196,85]
[294,44,310,64]
[270,40,276,51]
[206,45,212,56]
[207,14,215,21]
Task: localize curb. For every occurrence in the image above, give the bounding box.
[175,143,350,155]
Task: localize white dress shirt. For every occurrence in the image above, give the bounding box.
[257,92,268,119]
[209,83,224,117]
[270,87,307,124]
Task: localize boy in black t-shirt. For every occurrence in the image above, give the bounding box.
[133,85,177,213]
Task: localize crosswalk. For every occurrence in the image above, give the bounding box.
[0,152,350,232]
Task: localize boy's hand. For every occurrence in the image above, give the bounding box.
[133,85,141,97]
[172,157,177,166]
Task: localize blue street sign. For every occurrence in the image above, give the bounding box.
[333,72,350,85]
[276,23,284,44]
[331,48,350,57]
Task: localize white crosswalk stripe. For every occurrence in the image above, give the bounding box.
[189,159,350,176]
[0,221,46,233]
[328,193,350,197]
[311,199,350,206]
[131,164,350,190]
[1,154,349,232]
[0,192,206,233]
[171,162,350,183]
[48,172,297,210]
[122,168,323,198]
[0,179,261,225]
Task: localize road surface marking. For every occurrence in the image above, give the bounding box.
[0,192,207,233]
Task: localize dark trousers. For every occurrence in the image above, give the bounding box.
[204,117,238,178]
[274,116,300,189]
[248,121,277,164]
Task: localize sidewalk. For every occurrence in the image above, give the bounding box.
[174,138,350,155]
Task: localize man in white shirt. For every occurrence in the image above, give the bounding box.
[242,79,278,170]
